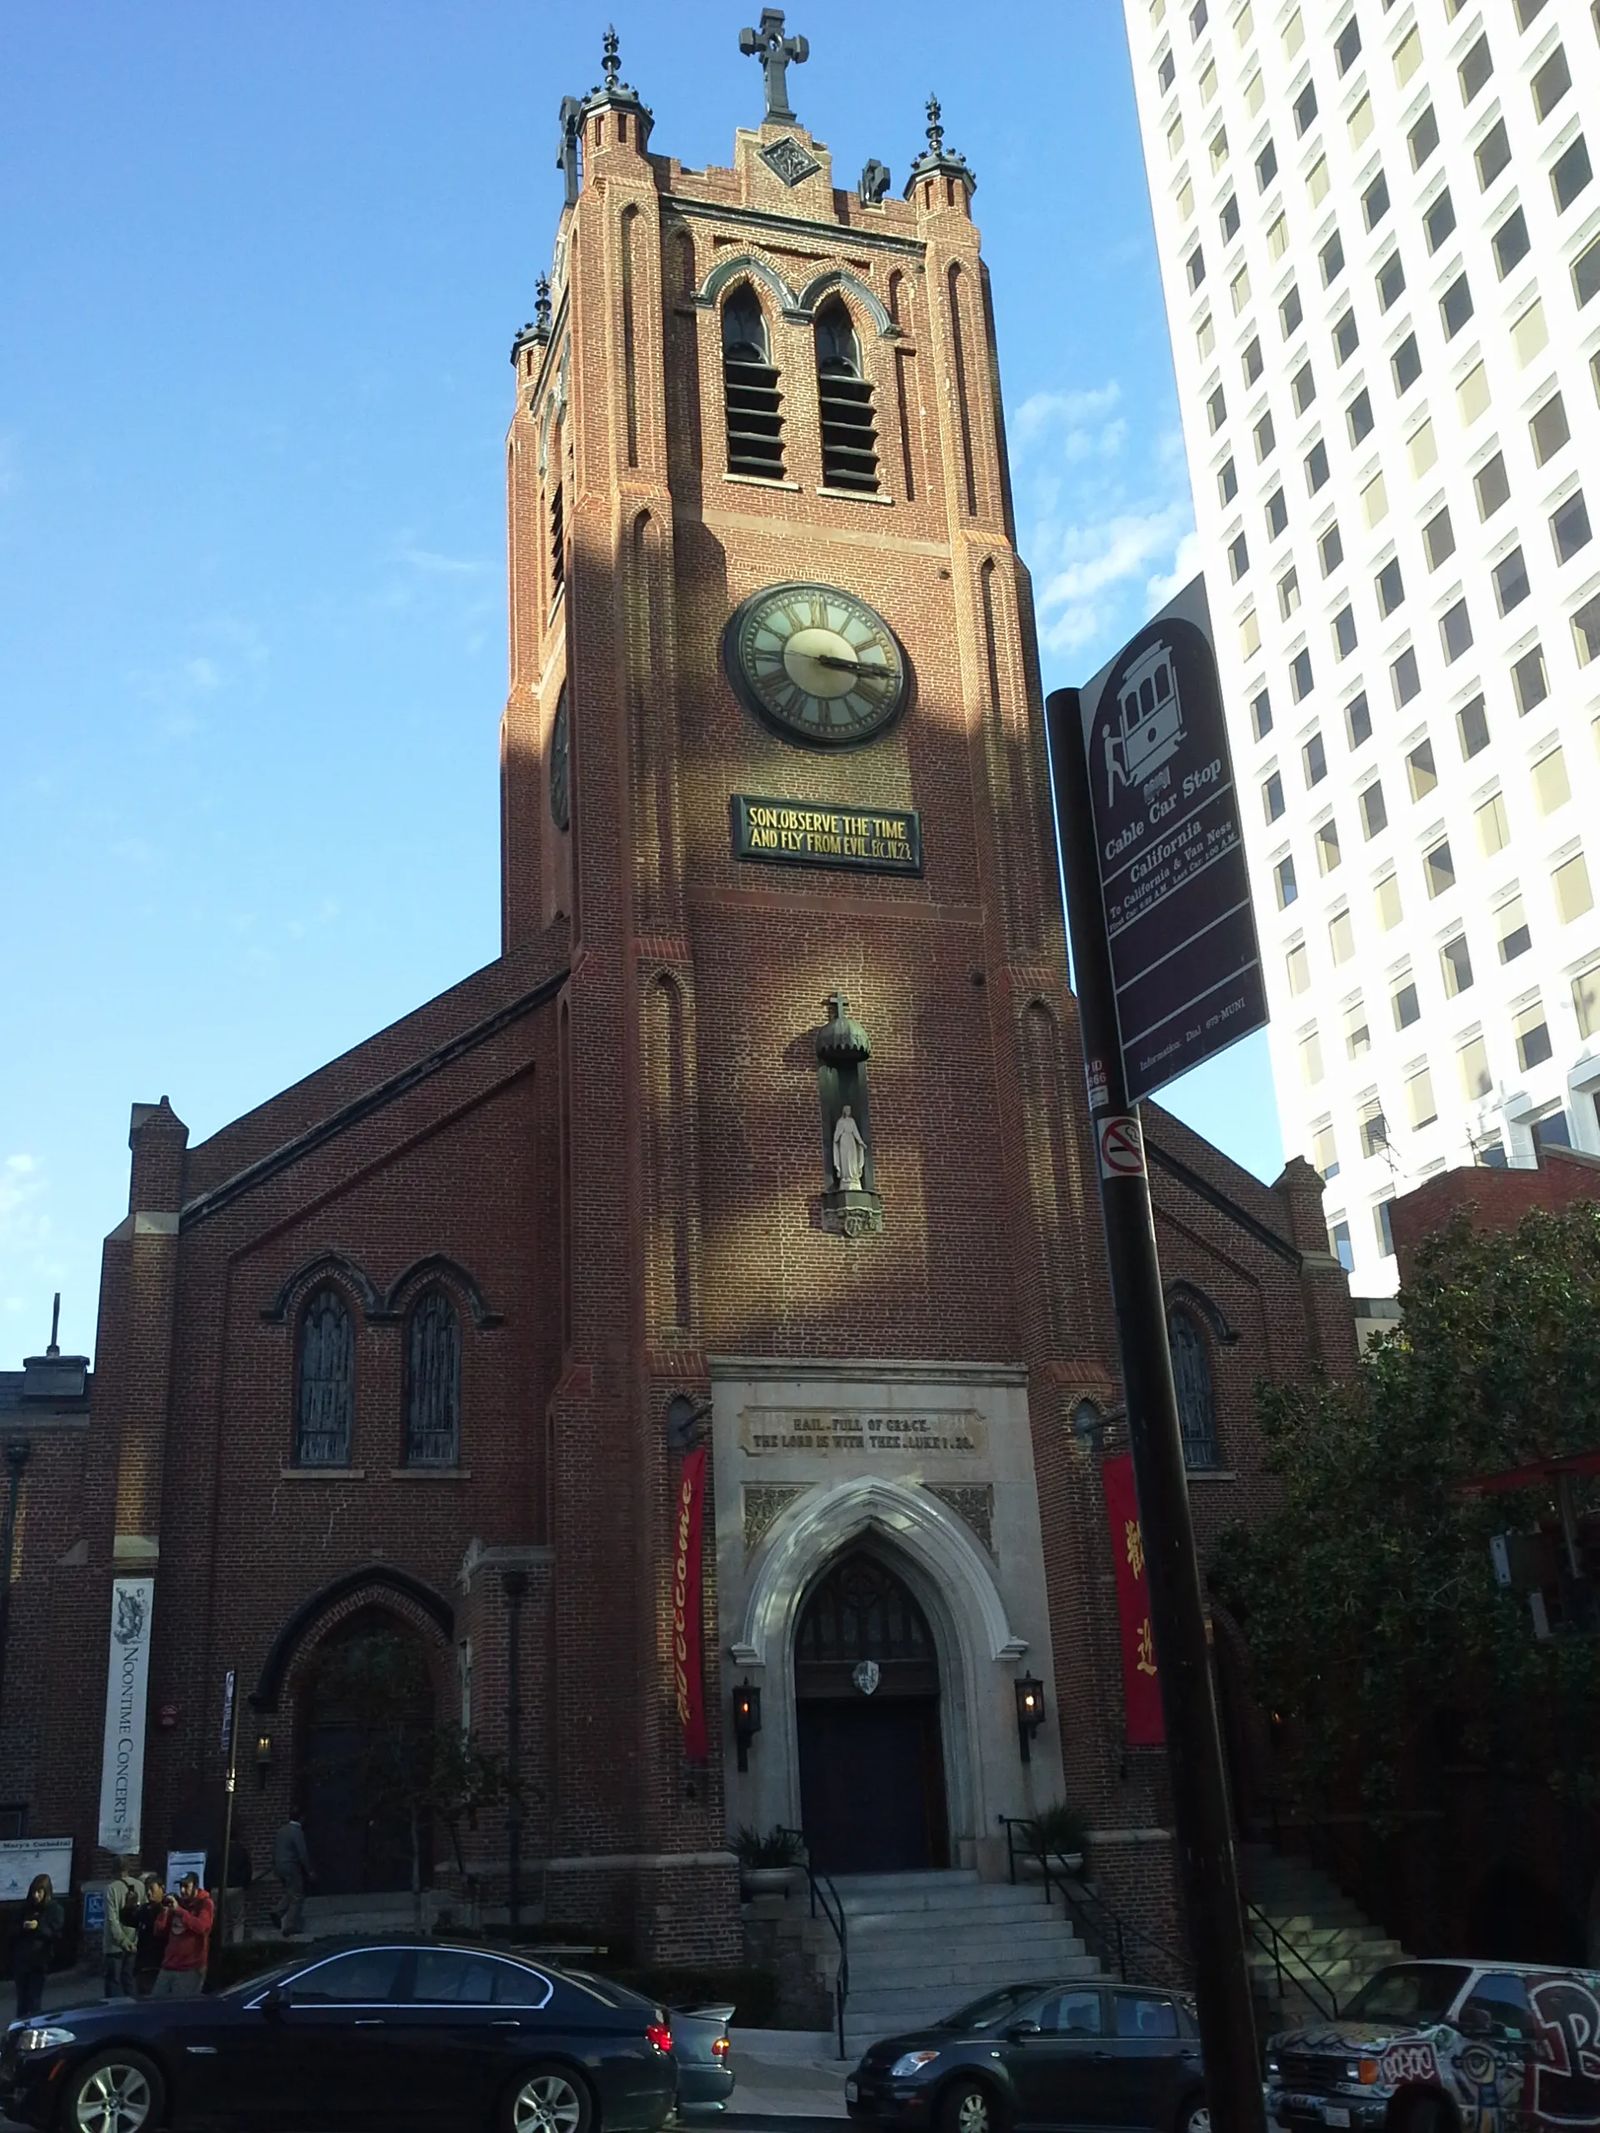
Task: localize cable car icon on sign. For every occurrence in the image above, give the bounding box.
[1104,638,1186,804]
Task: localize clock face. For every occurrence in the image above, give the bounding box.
[724,582,908,748]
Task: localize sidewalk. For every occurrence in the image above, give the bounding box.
[718,2029,849,2125]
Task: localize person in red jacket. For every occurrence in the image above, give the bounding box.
[152,1872,214,1997]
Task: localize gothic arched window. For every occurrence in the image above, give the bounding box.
[722,287,785,478]
[295,1287,355,1467]
[404,1289,461,1468]
[814,299,879,493]
[1168,1307,1219,1469]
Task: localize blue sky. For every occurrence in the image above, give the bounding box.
[1,0,1281,1360]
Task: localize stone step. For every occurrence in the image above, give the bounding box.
[850,1921,1086,1962]
[833,1871,980,1895]
[840,1884,1046,1918]
[853,1911,1079,1945]
[850,1946,1095,1993]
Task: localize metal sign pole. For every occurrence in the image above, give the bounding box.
[216,1668,239,1950]
[1047,686,1265,2133]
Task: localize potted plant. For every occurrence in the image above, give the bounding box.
[1018,1803,1088,1878]
[734,1824,805,1897]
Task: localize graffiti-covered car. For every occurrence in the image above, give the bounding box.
[1266,1958,1600,2132]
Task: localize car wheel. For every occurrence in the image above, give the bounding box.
[500,2064,593,2133]
[62,2050,165,2133]
[1175,2095,1210,2133]
[938,2079,1003,2133]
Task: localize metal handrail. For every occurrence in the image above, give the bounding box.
[779,1828,849,2059]
[1245,1901,1341,2019]
[996,1815,1188,1985]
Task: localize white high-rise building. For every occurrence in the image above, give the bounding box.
[1123,0,1600,1291]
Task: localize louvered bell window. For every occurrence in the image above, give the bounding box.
[722,288,785,479]
[815,302,880,494]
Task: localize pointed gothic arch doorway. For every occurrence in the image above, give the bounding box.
[794,1550,949,1874]
[297,1607,436,1896]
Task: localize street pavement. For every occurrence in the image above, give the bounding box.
[0,1976,849,2130]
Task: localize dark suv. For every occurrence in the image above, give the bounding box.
[1267,1958,1600,2132]
[847,1980,1208,2133]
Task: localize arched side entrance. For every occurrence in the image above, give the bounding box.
[794,1551,949,1873]
[297,1606,437,1896]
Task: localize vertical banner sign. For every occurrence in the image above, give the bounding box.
[1102,1455,1165,1746]
[220,1668,236,1759]
[673,1448,709,1761]
[98,1578,155,1851]
[1077,576,1267,1100]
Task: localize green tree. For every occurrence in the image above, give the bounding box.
[309,1630,519,1925]
[1213,1205,1600,1818]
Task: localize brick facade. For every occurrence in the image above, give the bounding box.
[4,41,1356,1973]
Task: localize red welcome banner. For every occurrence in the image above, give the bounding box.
[1103,1452,1165,1745]
[673,1447,709,1760]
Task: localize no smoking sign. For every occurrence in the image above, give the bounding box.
[1098,1114,1146,1180]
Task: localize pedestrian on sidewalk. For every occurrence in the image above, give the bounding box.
[152,1872,214,1997]
[102,1855,144,1998]
[271,1806,314,1938]
[10,1874,63,2022]
[132,1876,166,1996]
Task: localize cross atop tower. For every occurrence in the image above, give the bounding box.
[739,9,809,126]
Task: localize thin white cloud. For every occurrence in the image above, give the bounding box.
[1147,527,1206,609]
[1034,504,1192,655]
[393,541,491,578]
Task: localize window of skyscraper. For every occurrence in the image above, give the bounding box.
[1551,136,1592,213]
[1531,47,1571,121]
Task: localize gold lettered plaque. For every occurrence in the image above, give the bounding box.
[730,794,923,876]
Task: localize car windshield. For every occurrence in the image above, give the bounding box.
[939,1985,1044,2031]
[1344,1965,1471,2027]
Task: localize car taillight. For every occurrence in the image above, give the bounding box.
[712,2037,731,2058]
[646,2023,674,2055]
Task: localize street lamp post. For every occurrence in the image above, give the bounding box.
[502,1571,528,1930]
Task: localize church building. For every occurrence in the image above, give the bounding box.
[0,18,1355,1972]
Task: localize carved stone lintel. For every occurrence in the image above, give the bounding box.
[744,1484,801,1554]
[819,1187,884,1238]
[926,1483,995,1555]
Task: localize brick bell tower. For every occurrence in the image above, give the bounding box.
[500,22,1124,1958]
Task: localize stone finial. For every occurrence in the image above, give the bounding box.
[580,22,654,146]
[534,275,552,337]
[904,88,977,200]
[739,8,809,126]
[859,158,891,205]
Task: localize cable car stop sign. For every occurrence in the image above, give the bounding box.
[1077,575,1267,1101]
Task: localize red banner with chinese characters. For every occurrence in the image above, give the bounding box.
[673,1448,709,1760]
[1103,1452,1165,1745]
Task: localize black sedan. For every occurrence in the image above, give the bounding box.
[0,1941,679,2133]
[846,1980,1208,2133]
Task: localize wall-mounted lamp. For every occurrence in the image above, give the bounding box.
[666,1393,713,1455]
[1015,1674,1046,1763]
[254,1731,274,1791]
[733,1680,762,1773]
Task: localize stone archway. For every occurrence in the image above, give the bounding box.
[729,1476,1036,1868]
[297,1605,437,1896]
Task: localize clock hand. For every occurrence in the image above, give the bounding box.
[806,653,889,676]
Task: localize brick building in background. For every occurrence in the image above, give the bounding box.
[0,21,1356,1973]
